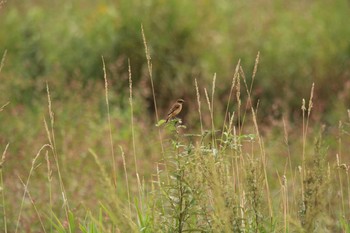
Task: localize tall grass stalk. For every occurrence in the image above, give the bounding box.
[211,73,217,147]
[0,50,9,233]
[204,88,214,146]
[194,79,203,135]
[300,83,315,225]
[128,59,138,175]
[44,83,71,229]
[101,56,117,188]
[301,99,306,204]
[0,50,7,72]
[251,94,273,219]
[282,118,294,183]
[346,165,350,219]
[45,151,53,233]
[156,164,165,216]
[250,52,260,93]
[120,146,131,217]
[15,144,51,233]
[278,172,288,233]
[246,66,273,218]
[338,121,346,219]
[236,66,242,134]
[336,154,345,217]
[0,50,9,115]
[344,118,350,221]
[0,143,9,233]
[302,83,315,171]
[128,59,143,214]
[141,25,168,180]
[233,121,243,210]
[221,60,239,141]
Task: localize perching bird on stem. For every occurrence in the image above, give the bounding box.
[165,99,184,123]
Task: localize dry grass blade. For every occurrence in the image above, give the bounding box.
[0,143,9,168]
[204,87,216,146]
[120,146,131,217]
[301,98,306,179]
[101,56,117,188]
[277,172,288,233]
[336,154,346,217]
[251,51,260,93]
[1,143,9,233]
[0,102,10,112]
[45,151,53,233]
[301,84,315,180]
[307,83,315,117]
[211,74,216,145]
[128,59,144,216]
[45,82,71,230]
[0,50,7,73]
[223,60,240,129]
[128,59,138,175]
[141,24,158,122]
[236,66,242,133]
[46,83,55,127]
[195,78,203,135]
[211,73,216,113]
[251,108,273,218]
[141,24,168,181]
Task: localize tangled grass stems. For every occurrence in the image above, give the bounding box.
[15,144,51,233]
[240,52,260,131]
[221,60,239,145]
[44,83,71,230]
[17,175,46,233]
[89,149,138,232]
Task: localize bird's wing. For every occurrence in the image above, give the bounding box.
[167,103,180,116]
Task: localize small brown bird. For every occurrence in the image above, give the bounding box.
[165,99,185,123]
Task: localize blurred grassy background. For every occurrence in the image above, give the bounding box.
[1,0,349,120]
[1,0,350,231]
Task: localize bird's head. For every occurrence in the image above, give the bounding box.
[177,99,185,104]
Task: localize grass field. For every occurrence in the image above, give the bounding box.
[1,0,350,232]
